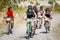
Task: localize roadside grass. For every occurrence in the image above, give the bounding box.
[0,12,8,36]
[13,5,27,24]
[52,24,60,40]
[53,11,60,14]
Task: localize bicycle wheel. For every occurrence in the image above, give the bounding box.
[8,23,12,33]
[44,21,48,33]
[39,18,42,29]
[33,21,36,35]
[27,21,32,39]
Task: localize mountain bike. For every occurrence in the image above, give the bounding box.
[4,17,13,34]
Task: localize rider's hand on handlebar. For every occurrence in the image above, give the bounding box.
[25,18,27,21]
[3,16,7,19]
[50,16,53,19]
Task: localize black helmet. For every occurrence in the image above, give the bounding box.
[28,5,32,9]
[40,6,44,10]
[8,6,12,9]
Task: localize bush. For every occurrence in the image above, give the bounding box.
[54,2,60,13]
[30,1,34,4]
[0,0,11,11]
[48,0,53,5]
[36,1,40,6]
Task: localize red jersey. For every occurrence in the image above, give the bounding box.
[6,10,14,18]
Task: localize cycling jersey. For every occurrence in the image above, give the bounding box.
[26,11,35,19]
[45,8,51,18]
[6,10,14,18]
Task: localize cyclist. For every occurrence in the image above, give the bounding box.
[25,5,36,38]
[39,6,44,16]
[26,5,35,19]
[44,6,53,31]
[33,6,38,18]
[33,6,38,28]
[38,5,45,28]
[5,6,14,34]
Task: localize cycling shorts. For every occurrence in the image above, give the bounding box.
[45,14,50,18]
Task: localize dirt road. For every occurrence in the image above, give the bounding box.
[0,14,60,40]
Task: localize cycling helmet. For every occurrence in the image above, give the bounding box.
[33,6,36,9]
[33,6,36,8]
[8,6,12,9]
[28,5,32,9]
[40,6,44,10]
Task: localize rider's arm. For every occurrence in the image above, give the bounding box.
[42,8,46,18]
[24,13,27,19]
[43,8,46,16]
[50,11,53,19]
[12,10,14,18]
[50,11,52,15]
[6,11,8,17]
[33,10,37,17]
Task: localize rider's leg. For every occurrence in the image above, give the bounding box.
[32,20,34,33]
[36,14,38,27]
[36,19,39,28]
[43,17,45,26]
[6,21,10,34]
[42,14,45,27]
[26,22,28,34]
[11,22,14,29]
[10,22,14,34]
[29,21,32,38]
[48,20,51,31]
[11,18,14,29]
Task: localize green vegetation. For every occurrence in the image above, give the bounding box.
[48,0,53,5]
[0,12,7,36]
[30,1,34,4]
[36,1,40,6]
[54,2,60,13]
[0,0,27,12]
[13,5,27,13]
[0,0,11,11]
[48,0,60,13]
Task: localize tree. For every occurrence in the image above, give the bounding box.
[0,0,11,11]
